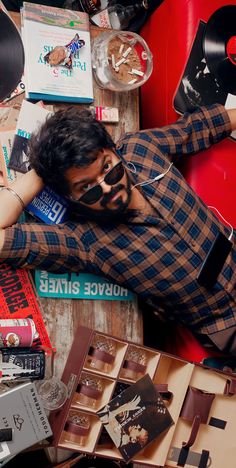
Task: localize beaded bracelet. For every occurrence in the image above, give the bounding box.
[0,187,25,210]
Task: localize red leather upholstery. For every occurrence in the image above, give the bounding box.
[140,0,236,228]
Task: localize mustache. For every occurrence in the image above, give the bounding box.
[100,184,125,207]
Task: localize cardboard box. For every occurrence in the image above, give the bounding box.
[0,381,52,461]
[49,325,236,467]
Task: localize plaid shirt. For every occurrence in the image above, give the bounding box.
[1,104,236,337]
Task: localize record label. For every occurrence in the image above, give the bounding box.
[226,36,236,66]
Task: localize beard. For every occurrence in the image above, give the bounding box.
[69,176,132,222]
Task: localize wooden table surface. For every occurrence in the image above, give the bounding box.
[9,12,143,379]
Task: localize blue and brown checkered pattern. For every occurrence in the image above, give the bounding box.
[1,104,236,337]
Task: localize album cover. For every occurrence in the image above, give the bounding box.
[97,374,174,462]
[173,20,228,115]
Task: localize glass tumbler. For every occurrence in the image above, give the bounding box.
[75,372,103,408]
[64,411,90,446]
[121,345,147,380]
[87,334,116,373]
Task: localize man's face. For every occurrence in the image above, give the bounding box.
[65,149,132,216]
[128,425,146,443]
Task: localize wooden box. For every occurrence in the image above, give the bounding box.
[49,326,236,467]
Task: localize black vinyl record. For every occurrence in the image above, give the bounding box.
[0,9,24,101]
[203,5,236,95]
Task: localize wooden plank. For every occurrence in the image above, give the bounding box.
[41,296,143,377]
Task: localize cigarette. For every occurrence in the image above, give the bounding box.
[128,78,138,85]
[115,57,126,67]
[131,68,144,77]
[122,47,132,58]
[119,43,124,55]
[111,54,116,69]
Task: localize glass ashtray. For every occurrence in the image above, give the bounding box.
[92,30,153,91]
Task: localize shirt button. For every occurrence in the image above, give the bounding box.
[171,220,175,225]
[191,240,196,247]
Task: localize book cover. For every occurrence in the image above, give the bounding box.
[97,374,174,462]
[27,185,69,224]
[173,20,228,115]
[35,270,134,301]
[0,381,52,461]
[8,100,51,174]
[0,130,23,185]
[0,263,53,351]
[22,2,94,103]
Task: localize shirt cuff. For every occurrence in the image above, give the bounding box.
[201,103,232,143]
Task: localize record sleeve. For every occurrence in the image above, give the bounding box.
[173,20,227,115]
[98,374,174,462]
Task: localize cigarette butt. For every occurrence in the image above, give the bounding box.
[119,44,124,55]
[128,78,138,85]
[122,47,132,58]
[131,68,144,77]
[111,54,116,69]
[115,57,126,67]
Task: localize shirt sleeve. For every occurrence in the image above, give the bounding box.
[117,104,232,162]
[0,221,90,273]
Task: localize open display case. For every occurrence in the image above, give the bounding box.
[49,326,236,467]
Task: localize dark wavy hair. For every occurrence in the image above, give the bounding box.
[28,107,115,196]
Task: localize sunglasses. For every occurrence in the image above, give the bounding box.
[74,161,125,205]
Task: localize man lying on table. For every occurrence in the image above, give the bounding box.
[0,103,235,355]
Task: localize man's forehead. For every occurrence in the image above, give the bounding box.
[65,148,118,183]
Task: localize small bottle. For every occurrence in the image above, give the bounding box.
[63,0,104,14]
[64,411,90,446]
[87,334,116,373]
[120,345,147,380]
[75,373,103,408]
[90,1,149,30]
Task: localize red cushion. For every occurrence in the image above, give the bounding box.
[164,326,220,363]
